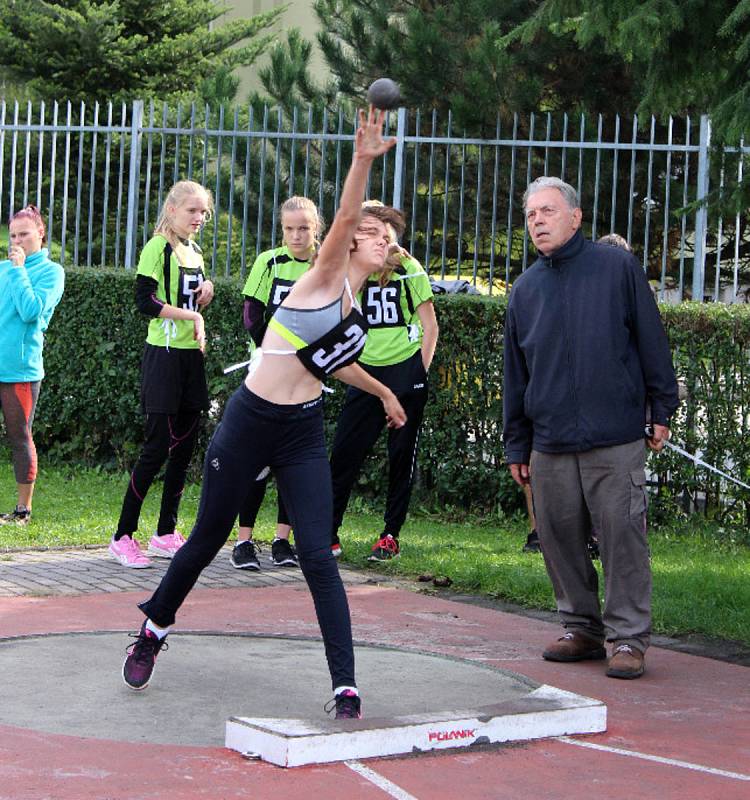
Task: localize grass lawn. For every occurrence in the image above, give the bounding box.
[1,461,748,646]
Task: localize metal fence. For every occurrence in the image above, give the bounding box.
[1,98,749,299]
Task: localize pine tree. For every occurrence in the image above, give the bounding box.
[509,1,750,142]
[0,0,284,103]
[254,0,638,134]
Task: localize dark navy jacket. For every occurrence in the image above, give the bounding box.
[503,230,679,464]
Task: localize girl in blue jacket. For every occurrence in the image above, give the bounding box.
[0,205,65,525]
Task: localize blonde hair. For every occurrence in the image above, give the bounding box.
[279,196,325,256]
[154,181,213,245]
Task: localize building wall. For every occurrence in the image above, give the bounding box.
[222,0,328,100]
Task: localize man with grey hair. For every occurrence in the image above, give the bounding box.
[503,176,679,679]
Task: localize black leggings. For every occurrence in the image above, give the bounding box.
[139,385,355,689]
[0,382,40,484]
[238,474,290,528]
[115,411,201,539]
[330,353,428,540]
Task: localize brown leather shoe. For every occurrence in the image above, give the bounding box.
[542,631,606,662]
[606,644,645,679]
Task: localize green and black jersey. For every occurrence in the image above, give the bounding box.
[138,234,206,350]
[358,256,434,367]
[242,245,311,311]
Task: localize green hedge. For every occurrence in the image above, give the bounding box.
[35,268,750,520]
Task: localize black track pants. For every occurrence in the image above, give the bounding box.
[139,385,355,689]
[330,352,428,540]
[116,411,201,539]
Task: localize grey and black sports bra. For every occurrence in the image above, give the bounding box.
[259,279,369,380]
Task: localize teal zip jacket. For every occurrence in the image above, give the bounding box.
[0,248,65,382]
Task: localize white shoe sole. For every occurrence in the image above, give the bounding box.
[147,545,179,559]
[109,547,152,569]
[230,558,261,571]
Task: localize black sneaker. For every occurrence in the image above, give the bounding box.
[230,540,261,571]
[0,505,31,526]
[367,534,400,561]
[122,621,168,690]
[587,535,600,560]
[522,530,541,553]
[325,689,362,719]
[271,537,299,567]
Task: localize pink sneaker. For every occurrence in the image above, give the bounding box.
[109,535,152,568]
[147,531,186,558]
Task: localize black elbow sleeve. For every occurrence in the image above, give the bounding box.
[243,298,268,346]
[135,275,164,318]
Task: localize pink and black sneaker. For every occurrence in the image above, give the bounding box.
[326,689,362,719]
[122,621,168,690]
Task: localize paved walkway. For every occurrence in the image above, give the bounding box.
[0,544,319,596]
[0,546,748,800]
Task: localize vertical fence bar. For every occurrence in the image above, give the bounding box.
[659,117,674,296]
[409,109,420,253]
[36,101,45,209]
[303,105,312,198]
[488,114,501,292]
[22,101,31,206]
[332,108,344,215]
[114,103,127,268]
[522,113,535,271]
[626,115,638,245]
[560,113,568,180]
[9,101,19,215]
[456,141,466,277]
[642,116,656,272]
[440,111,452,279]
[0,100,6,225]
[609,114,620,233]
[101,102,113,266]
[733,140,744,301]
[713,158,725,301]
[198,104,210,251]
[576,113,585,202]
[318,108,328,218]
[678,118,691,300]
[424,110,437,270]
[472,144,483,284]
[211,104,225,272]
[173,103,182,185]
[505,113,518,284]
[257,105,270,258]
[692,114,712,301]
[156,101,169,229]
[124,100,144,269]
[288,106,298,195]
[187,103,196,180]
[60,102,72,267]
[73,102,87,265]
[86,102,100,267]
[392,107,407,210]
[225,106,239,278]
[47,102,59,245]
[270,108,283,247]
[591,114,603,239]
[240,106,254,278]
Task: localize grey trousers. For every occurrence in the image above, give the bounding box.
[530,439,651,653]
